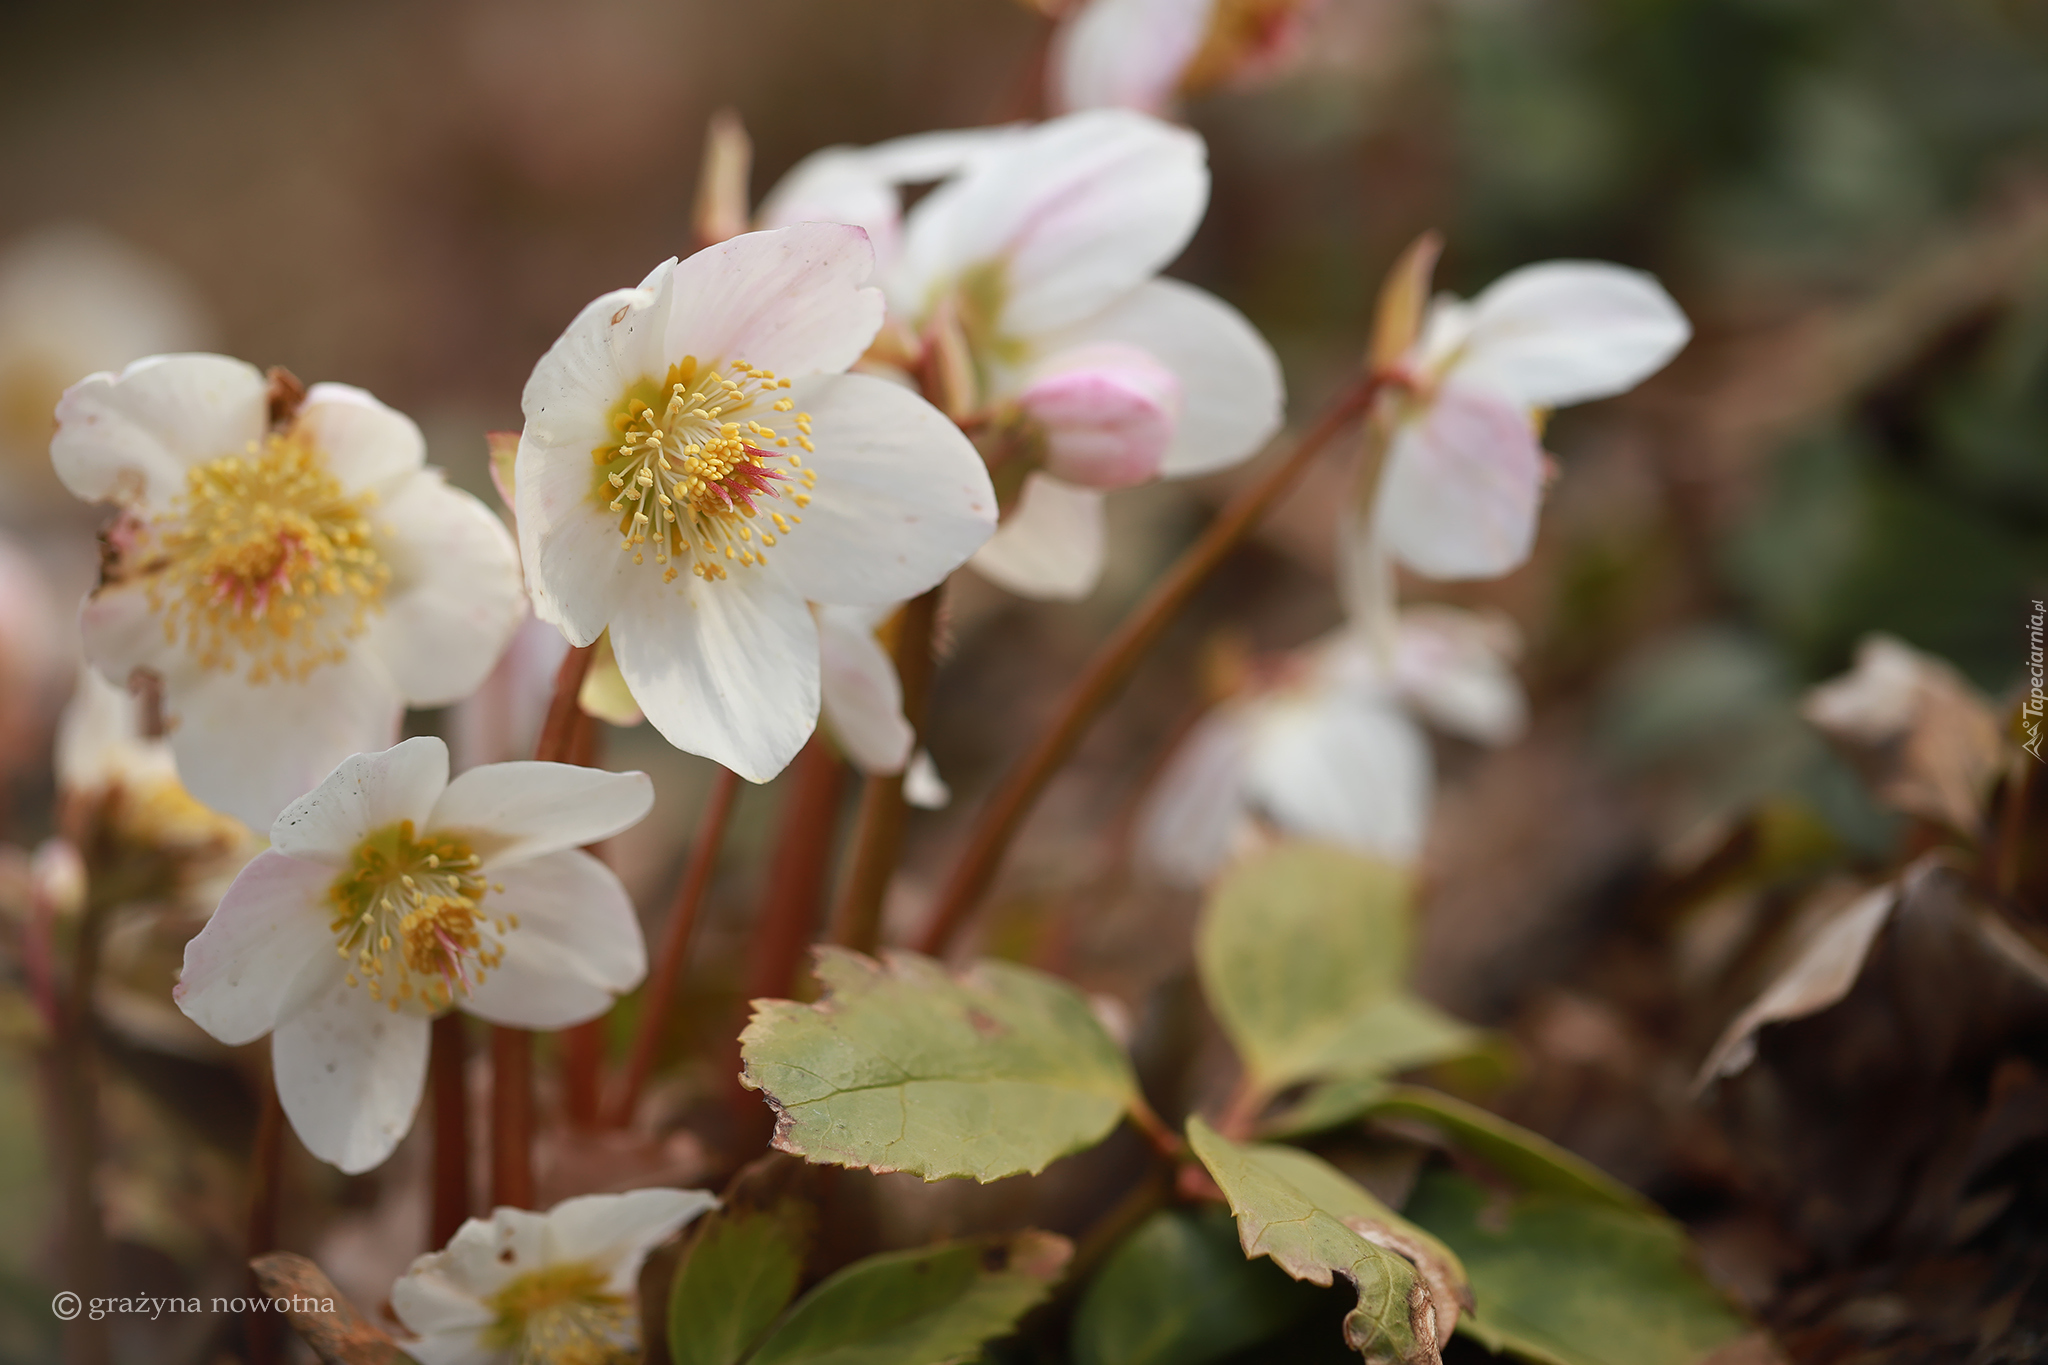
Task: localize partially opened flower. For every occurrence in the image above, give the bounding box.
[175,736,654,1172]
[1354,261,1690,589]
[1049,0,1316,116]
[392,1188,715,1365]
[1139,607,1525,885]
[515,223,996,782]
[883,109,1284,599]
[53,356,526,828]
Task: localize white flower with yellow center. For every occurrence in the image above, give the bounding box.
[763,110,1284,601]
[174,736,654,1172]
[52,354,527,829]
[391,1188,715,1365]
[515,223,997,783]
[1139,607,1527,885]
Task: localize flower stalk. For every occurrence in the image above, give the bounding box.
[428,1014,470,1246]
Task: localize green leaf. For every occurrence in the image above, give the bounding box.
[1187,1118,1469,1365]
[739,948,1139,1182]
[746,1229,1071,1365]
[1197,844,1481,1095]
[1071,1207,1323,1365]
[1403,1170,1749,1365]
[1264,1084,1651,1214]
[669,1165,815,1365]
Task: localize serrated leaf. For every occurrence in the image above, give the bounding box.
[669,1161,815,1365]
[1264,1084,1650,1214]
[747,1229,1071,1365]
[1198,844,1481,1095]
[1403,1170,1749,1365]
[1071,1207,1323,1365]
[740,948,1139,1181]
[1187,1118,1469,1365]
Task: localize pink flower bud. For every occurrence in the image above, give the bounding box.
[1018,343,1181,490]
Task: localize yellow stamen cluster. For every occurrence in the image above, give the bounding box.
[326,820,513,1013]
[592,358,817,586]
[484,1263,634,1365]
[149,429,389,684]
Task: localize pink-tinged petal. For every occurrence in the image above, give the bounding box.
[167,651,408,833]
[1050,0,1213,114]
[461,850,646,1029]
[429,763,654,868]
[1138,706,1255,887]
[271,970,431,1173]
[1038,278,1283,478]
[294,383,426,496]
[270,735,450,863]
[817,604,913,775]
[516,428,632,648]
[1373,383,1545,581]
[609,569,819,783]
[50,353,267,509]
[367,471,525,706]
[545,1190,719,1294]
[1393,606,1527,744]
[1454,261,1691,409]
[662,224,884,380]
[1019,343,1179,490]
[969,473,1106,600]
[1244,692,1433,862]
[769,372,996,608]
[756,149,907,269]
[173,849,333,1046]
[894,110,1208,337]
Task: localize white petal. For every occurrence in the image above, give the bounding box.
[1050,0,1213,114]
[50,353,266,509]
[77,582,170,691]
[367,471,526,705]
[449,613,573,770]
[1243,693,1433,862]
[56,666,179,794]
[610,569,819,783]
[410,1206,553,1302]
[853,125,1027,184]
[543,1189,719,1293]
[770,372,997,607]
[270,735,451,863]
[173,850,332,1046]
[1373,383,1545,581]
[969,474,1105,600]
[1041,278,1283,478]
[429,763,655,867]
[271,971,431,1173]
[904,749,951,809]
[516,427,632,648]
[1394,606,1527,744]
[462,850,646,1029]
[388,1276,495,1365]
[893,110,1208,337]
[1454,261,1691,409]
[520,279,664,458]
[167,653,408,833]
[663,224,884,380]
[756,150,908,270]
[294,383,426,495]
[817,605,912,775]
[1018,343,1179,490]
[1137,706,1254,887]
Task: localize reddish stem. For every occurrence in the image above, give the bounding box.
[428,1014,470,1245]
[245,1078,286,1365]
[607,766,743,1128]
[489,1027,535,1210]
[916,375,1381,956]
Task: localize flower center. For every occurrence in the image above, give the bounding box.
[592,357,816,585]
[147,428,389,684]
[326,820,508,1012]
[485,1263,634,1365]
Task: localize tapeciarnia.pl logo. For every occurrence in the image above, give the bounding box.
[2025,599,2045,761]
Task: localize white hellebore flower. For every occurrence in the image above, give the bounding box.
[515,224,996,783]
[392,1188,716,1365]
[1358,261,1689,588]
[175,736,654,1172]
[1048,0,1314,116]
[815,602,950,806]
[1139,607,1526,885]
[52,355,526,829]
[763,110,1285,602]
